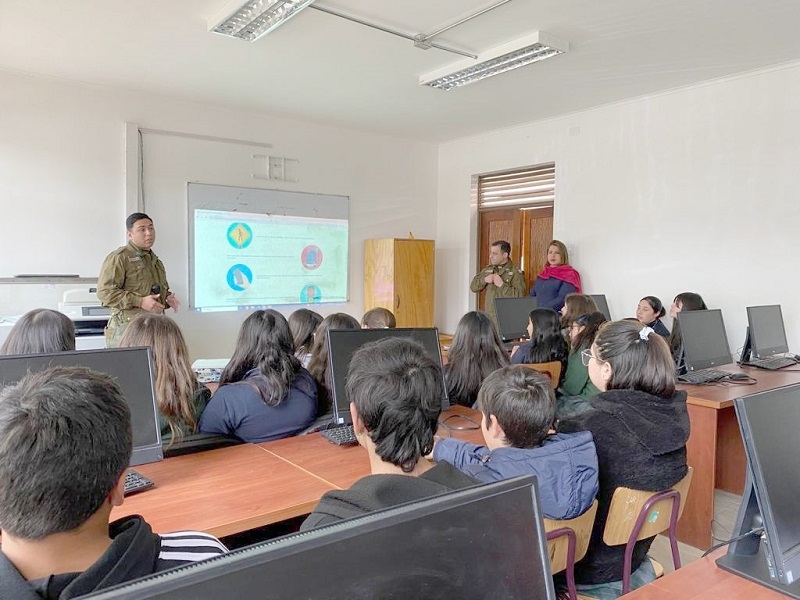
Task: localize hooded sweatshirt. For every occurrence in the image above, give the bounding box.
[557,389,690,585]
[433,431,599,520]
[0,516,226,600]
[300,462,479,531]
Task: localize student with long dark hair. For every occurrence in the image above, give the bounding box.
[0,308,75,355]
[635,296,669,338]
[307,312,361,414]
[529,240,582,312]
[288,308,323,367]
[558,311,607,418]
[199,309,318,443]
[560,293,597,328]
[667,292,708,366]
[510,308,569,380]
[558,321,689,596]
[444,311,509,407]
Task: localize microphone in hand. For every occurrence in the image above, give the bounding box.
[151,283,161,295]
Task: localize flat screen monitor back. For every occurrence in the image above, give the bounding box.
[677,309,732,371]
[588,294,611,321]
[717,384,800,596]
[0,347,163,466]
[747,305,790,358]
[81,476,556,600]
[327,328,448,424]
[494,297,538,341]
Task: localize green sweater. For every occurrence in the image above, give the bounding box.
[560,349,599,399]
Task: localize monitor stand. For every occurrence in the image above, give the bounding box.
[738,326,753,364]
[716,475,800,598]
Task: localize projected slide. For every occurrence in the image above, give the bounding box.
[193,209,348,311]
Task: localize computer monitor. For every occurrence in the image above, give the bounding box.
[494,297,538,341]
[0,347,163,466]
[327,328,449,425]
[81,476,556,600]
[587,294,611,320]
[676,309,732,371]
[746,305,790,359]
[716,384,800,597]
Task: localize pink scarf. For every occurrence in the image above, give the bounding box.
[537,264,582,293]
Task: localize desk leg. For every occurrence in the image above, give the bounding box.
[678,403,717,550]
[716,407,745,494]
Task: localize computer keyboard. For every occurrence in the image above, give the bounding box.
[677,369,730,384]
[321,424,358,446]
[744,356,798,370]
[124,470,155,496]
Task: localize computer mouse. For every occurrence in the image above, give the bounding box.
[728,373,750,381]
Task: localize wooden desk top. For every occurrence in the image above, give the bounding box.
[112,444,334,538]
[679,364,800,409]
[625,552,786,599]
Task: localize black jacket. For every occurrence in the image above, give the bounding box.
[300,462,479,530]
[558,389,690,584]
[0,516,226,599]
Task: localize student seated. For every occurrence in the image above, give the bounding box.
[510,308,569,380]
[300,338,479,530]
[307,312,360,414]
[434,365,598,520]
[119,314,210,445]
[557,321,689,597]
[667,291,707,368]
[0,366,226,599]
[558,312,607,418]
[444,311,509,407]
[288,308,322,368]
[560,293,597,328]
[635,296,669,338]
[361,307,396,329]
[0,308,75,355]
[199,309,318,443]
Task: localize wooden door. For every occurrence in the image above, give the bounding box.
[395,239,435,327]
[477,206,552,310]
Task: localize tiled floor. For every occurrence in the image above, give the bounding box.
[649,489,742,573]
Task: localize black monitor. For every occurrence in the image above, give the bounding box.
[747,305,790,359]
[81,476,556,600]
[327,328,448,425]
[716,384,800,597]
[0,347,163,466]
[587,294,611,320]
[494,297,538,341]
[676,309,732,371]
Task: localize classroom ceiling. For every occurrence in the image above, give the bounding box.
[2,0,800,141]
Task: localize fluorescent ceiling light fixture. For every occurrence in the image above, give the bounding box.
[209,0,317,42]
[420,31,568,91]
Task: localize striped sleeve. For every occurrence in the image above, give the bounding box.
[156,530,228,570]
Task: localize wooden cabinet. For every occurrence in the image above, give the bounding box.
[364,239,435,328]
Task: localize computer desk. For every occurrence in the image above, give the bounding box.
[624,550,785,599]
[111,406,485,537]
[677,364,800,550]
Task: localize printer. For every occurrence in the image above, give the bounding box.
[58,288,109,348]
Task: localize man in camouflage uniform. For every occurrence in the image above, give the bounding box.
[470,240,526,331]
[97,213,179,347]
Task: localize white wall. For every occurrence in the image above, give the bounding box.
[0,70,438,359]
[437,62,800,352]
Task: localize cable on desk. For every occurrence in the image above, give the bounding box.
[439,414,481,430]
[701,527,764,558]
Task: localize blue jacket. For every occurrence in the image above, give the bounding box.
[199,367,318,443]
[529,276,577,311]
[433,431,599,520]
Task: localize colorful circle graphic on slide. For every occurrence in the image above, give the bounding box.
[227,222,253,249]
[301,245,323,270]
[300,284,321,303]
[227,264,253,292]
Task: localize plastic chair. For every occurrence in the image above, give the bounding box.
[522,361,562,389]
[544,500,599,600]
[602,466,694,595]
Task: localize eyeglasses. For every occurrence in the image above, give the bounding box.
[580,348,603,367]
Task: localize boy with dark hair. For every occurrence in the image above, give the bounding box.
[0,366,226,599]
[301,337,478,530]
[433,365,599,520]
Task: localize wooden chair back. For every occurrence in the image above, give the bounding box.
[544,500,598,574]
[603,466,693,546]
[521,361,562,389]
